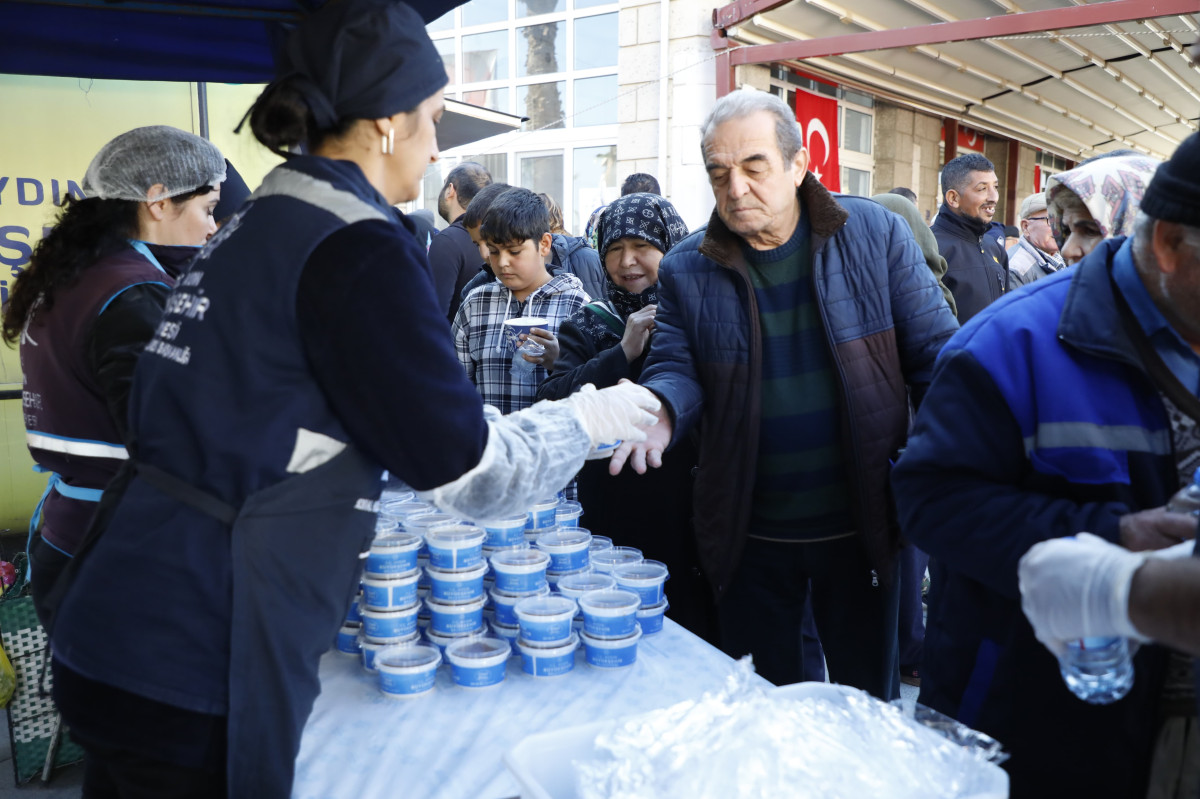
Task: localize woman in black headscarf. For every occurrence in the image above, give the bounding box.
[538,194,716,641]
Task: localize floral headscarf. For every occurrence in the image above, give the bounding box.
[595,193,689,319]
[1046,153,1161,240]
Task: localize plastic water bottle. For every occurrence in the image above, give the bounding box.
[1165,467,1200,515]
[1059,636,1134,704]
[510,339,545,379]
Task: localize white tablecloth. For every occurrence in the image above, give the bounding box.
[293,620,764,799]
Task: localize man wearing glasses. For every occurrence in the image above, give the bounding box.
[1007,192,1065,288]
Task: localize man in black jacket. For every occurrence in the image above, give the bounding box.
[429,162,491,321]
[932,153,1008,323]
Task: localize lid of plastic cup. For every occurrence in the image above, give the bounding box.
[479,514,529,527]
[515,595,577,617]
[372,532,422,549]
[578,589,641,611]
[406,513,460,531]
[491,548,550,568]
[537,528,591,548]
[612,560,669,581]
[530,497,559,509]
[592,546,643,566]
[377,644,440,669]
[445,636,510,660]
[503,317,549,327]
[589,536,614,552]
[555,500,583,514]
[490,582,550,602]
[391,502,435,519]
[557,572,616,593]
[426,525,485,545]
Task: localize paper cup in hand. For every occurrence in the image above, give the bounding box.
[502,317,548,353]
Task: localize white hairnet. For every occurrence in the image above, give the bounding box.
[82,125,226,203]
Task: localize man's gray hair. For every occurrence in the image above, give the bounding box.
[700,88,804,163]
[1131,211,1200,265]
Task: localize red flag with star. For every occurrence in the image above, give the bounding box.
[794,88,840,192]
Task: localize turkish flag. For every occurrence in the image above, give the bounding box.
[795,88,840,192]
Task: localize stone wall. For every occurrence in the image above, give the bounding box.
[873,103,943,223]
[616,0,717,230]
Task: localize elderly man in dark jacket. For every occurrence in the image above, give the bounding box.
[611,88,959,697]
[893,132,1200,797]
[932,153,1009,323]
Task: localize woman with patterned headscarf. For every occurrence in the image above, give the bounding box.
[1046,150,1161,265]
[537,193,716,640]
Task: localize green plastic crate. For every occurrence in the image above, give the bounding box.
[0,592,84,784]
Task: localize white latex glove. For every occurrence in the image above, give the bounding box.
[1018,532,1151,659]
[558,381,661,449]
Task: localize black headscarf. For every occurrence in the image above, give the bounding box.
[278,0,449,130]
[595,192,688,319]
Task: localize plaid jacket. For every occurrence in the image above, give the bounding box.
[453,272,589,414]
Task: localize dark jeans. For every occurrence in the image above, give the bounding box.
[898,544,929,668]
[53,661,227,799]
[718,535,900,700]
[29,532,72,631]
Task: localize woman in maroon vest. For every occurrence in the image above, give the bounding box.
[0,125,226,628]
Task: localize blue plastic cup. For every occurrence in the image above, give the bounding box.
[518,632,579,677]
[577,589,642,639]
[581,624,642,669]
[445,636,510,689]
[362,569,421,610]
[490,548,551,594]
[376,644,441,699]
[536,527,592,573]
[514,595,578,644]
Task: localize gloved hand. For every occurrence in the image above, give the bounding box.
[559,381,661,449]
[1018,532,1151,659]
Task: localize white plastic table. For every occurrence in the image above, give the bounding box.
[292,620,764,799]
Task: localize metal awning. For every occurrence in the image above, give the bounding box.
[711,0,1200,161]
[438,99,526,152]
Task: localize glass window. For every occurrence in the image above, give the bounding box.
[573,75,618,127]
[574,0,614,8]
[426,10,455,32]
[518,22,565,76]
[843,108,872,154]
[572,145,618,234]
[462,31,509,83]
[461,0,508,25]
[434,38,457,86]
[573,14,617,70]
[841,167,870,197]
[519,152,564,204]
[518,0,565,16]
[517,81,566,129]
[459,153,509,184]
[461,86,510,114]
[841,89,874,108]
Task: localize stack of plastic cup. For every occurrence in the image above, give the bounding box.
[554,571,616,632]
[577,588,644,668]
[422,524,489,653]
[376,643,441,699]
[537,527,592,589]
[555,500,583,529]
[514,595,579,677]
[612,560,670,635]
[524,497,560,543]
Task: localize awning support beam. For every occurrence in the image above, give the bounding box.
[712,0,1200,61]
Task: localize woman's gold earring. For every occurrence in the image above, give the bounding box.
[382,128,395,155]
